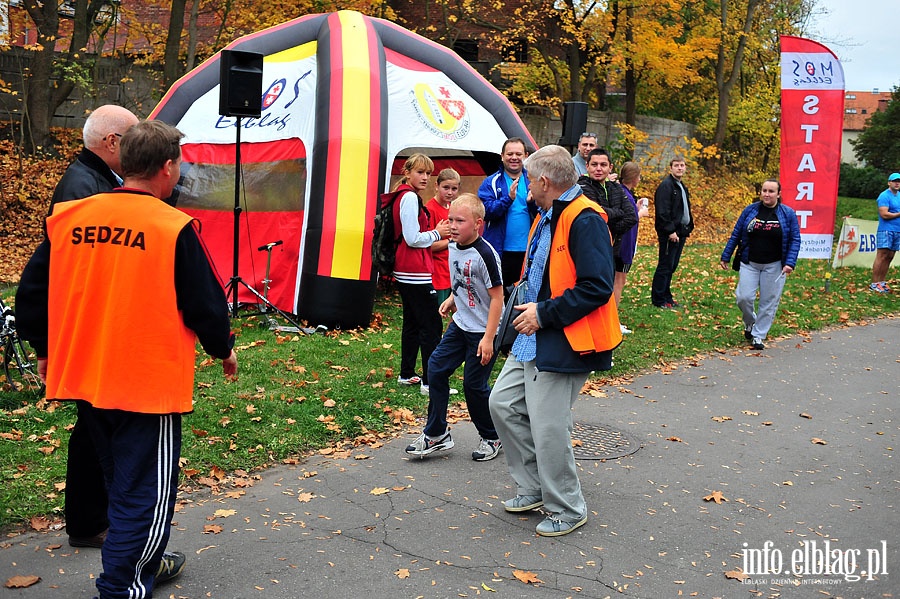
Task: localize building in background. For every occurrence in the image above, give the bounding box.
[842,90,892,166]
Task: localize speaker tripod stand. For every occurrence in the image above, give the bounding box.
[223,274,301,333]
[223,116,301,333]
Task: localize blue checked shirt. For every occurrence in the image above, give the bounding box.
[511,184,582,362]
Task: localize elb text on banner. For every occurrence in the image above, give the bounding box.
[780,35,844,260]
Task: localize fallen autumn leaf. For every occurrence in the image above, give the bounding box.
[5,575,41,588]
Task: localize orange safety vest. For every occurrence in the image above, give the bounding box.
[530,195,622,354]
[45,192,198,414]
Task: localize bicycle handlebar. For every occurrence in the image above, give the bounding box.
[257,240,284,252]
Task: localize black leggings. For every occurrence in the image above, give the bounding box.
[396,282,442,384]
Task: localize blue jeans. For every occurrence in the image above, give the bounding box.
[425,321,499,440]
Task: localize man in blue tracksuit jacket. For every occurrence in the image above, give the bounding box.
[477,137,536,287]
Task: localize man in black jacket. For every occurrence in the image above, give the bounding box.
[48,105,139,215]
[39,105,140,552]
[577,148,638,271]
[651,157,693,308]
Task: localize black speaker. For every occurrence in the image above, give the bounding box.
[558,101,588,146]
[219,50,264,118]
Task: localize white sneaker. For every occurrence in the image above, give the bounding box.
[404,431,454,456]
[620,324,632,335]
[420,384,458,395]
[471,438,502,461]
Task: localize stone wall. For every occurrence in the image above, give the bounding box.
[520,107,696,169]
[0,48,160,127]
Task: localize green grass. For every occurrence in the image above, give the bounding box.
[2,199,896,529]
[836,194,880,232]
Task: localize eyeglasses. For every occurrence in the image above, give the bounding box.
[581,132,597,139]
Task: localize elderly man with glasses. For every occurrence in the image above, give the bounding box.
[489,145,621,537]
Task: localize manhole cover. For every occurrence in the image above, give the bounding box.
[572,422,641,460]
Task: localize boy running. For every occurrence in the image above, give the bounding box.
[405,194,505,461]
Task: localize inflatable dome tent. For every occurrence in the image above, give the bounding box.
[150,10,536,328]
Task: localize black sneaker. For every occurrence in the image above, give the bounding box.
[743,326,753,340]
[155,551,186,584]
[751,337,765,350]
[68,528,107,549]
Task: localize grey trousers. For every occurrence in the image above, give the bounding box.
[736,260,787,340]
[489,357,589,521]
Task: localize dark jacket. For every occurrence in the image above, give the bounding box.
[577,175,638,246]
[48,148,120,215]
[476,167,535,255]
[533,194,617,373]
[720,201,801,269]
[654,173,694,237]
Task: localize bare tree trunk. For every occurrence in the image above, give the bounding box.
[186,0,200,72]
[567,46,583,102]
[164,0,188,88]
[710,0,762,173]
[22,0,60,153]
[22,0,104,154]
[624,2,636,132]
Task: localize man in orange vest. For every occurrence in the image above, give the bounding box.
[17,120,237,599]
[489,144,621,537]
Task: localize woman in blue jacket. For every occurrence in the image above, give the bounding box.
[720,179,801,350]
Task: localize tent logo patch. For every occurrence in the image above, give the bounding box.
[262,79,287,110]
[410,83,470,141]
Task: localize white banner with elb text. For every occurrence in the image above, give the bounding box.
[832,217,900,268]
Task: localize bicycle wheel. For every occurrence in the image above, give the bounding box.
[2,335,45,398]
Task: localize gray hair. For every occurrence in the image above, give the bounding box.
[524,145,578,188]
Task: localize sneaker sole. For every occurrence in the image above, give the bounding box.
[472,447,502,462]
[68,537,105,549]
[503,499,544,512]
[406,440,454,457]
[536,515,588,537]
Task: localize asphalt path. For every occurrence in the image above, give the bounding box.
[2,318,898,598]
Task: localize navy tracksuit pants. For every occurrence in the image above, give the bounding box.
[79,401,181,599]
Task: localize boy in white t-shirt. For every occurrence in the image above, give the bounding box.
[405,194,505,461]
